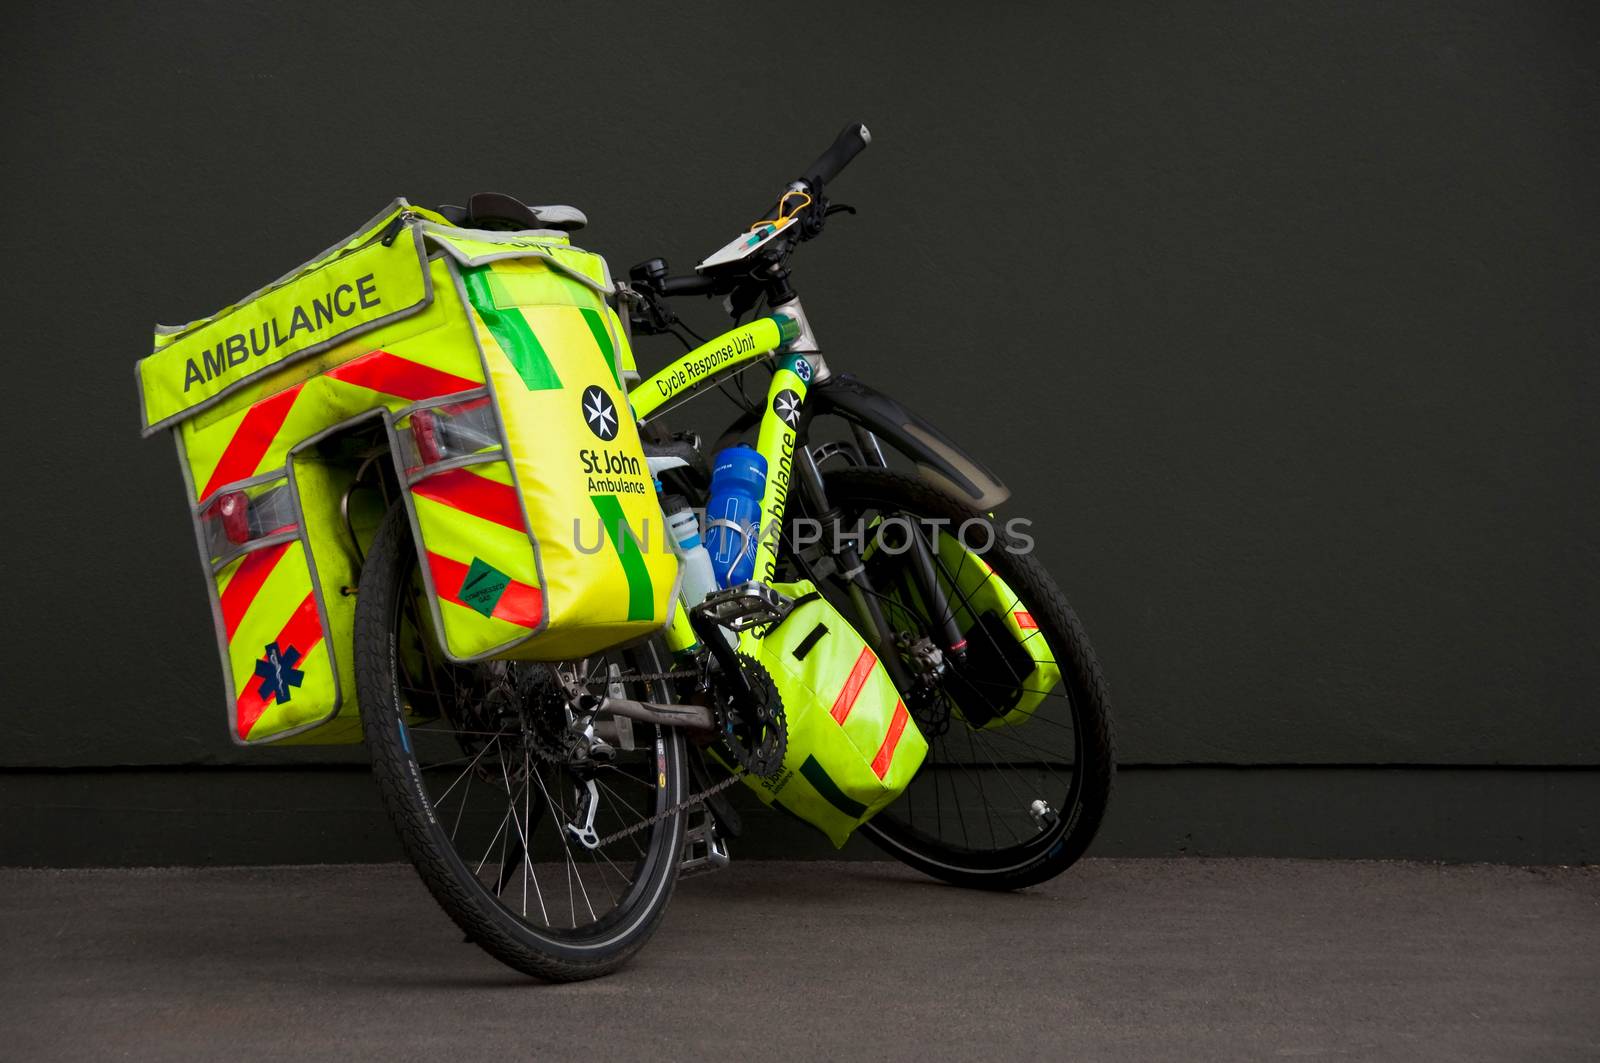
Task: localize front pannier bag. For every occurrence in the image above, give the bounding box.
[870,532,1061,730]
[135,200,677,745]
[734,581,928,846]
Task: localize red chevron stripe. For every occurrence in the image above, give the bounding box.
[235,592,324,740]
[200,383,304,500]
[427,552,543,629]
[325,349,479,402]
[1014,610,1037,630]
[411,468,524,532]
[871,701,911,780]
[831,646,878,725]
[219,541,292,639]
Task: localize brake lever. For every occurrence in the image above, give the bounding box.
[799,194,829,241]
[618,282,678,335]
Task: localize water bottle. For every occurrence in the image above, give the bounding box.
[704,445,768,588]
[664,499,718,609]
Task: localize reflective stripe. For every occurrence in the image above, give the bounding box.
[830,646,877,724]
[578,307,620,387]
[411,468,524,532]
[324,348,479,401]
[871,701,911,780]
[1014,610,1037,630]
[200,383,304,499]
[427,551,543,629]
[235,592,324,739]
[219,541,292,639]
[799,754,868,819]
[589,494,654,622]
[462,267,562,391]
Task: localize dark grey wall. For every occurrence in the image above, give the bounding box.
[2,2,1595,857]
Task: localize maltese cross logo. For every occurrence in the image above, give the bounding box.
[773,389,802,427]
[582,385,619,440]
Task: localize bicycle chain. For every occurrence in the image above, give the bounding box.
[593,768,746,847]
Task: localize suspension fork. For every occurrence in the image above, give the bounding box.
[817,423,969,660]
[792,442,917,693]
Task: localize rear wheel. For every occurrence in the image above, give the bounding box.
[354,504,687,981]
[786,469,1115,890]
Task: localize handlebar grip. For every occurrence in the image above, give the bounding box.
[801,121,872,187]
[660,274,718,296]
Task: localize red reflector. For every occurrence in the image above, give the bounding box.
[411,410,443,465]
[218,491,251,544]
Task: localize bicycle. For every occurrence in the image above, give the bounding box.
[350,123,1116,980]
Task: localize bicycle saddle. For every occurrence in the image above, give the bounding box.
[436,192,586,232]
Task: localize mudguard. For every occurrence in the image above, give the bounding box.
[807,372,1009,509]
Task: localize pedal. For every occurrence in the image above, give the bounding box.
[689,581,794,633]
[679,803,731,878]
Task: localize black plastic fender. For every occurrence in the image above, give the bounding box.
[807,372,1009,509]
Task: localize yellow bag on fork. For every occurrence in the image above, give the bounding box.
[135,201,677,746]
[868,531,1061,730]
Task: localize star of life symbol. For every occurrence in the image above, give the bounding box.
[582,385,619,440]
[773,389,802,427]
[254,641,305,704]
[792,356,812,383]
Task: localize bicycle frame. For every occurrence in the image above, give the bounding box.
[626,293,1011,685]
[628,308,811,654]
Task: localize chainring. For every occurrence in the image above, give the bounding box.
[712,654,787,778]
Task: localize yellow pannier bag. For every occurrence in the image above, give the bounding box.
[135,200,676,746]
[870,531,1061,730]
[735,581,927,847]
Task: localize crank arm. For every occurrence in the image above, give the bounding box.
[597,697,716,734]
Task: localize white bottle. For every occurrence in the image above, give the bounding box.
[667,505,717,608]
[665,503,732,649]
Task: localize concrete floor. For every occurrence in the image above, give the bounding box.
[0,859,1595,1061]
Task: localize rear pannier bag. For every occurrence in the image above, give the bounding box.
[136,200,676,746]
[733,581,928,846]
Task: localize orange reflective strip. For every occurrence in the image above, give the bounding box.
[219,541,292,639]
[1014,610,1037,629]
[427,551,543,629]
[411,468,524,532]
[830,646,878,724]
[200,383,304,499]
[870,701,911,779]
[235,592,324,740]
[325,349,479,401]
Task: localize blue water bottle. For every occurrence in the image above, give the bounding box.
[703,446,768,587]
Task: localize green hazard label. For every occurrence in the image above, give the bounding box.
[458,558,511,618]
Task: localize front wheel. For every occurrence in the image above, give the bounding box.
[785,469,1115,890]
[354,504,688,981]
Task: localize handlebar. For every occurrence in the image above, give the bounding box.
[801,121,871,188]
[627,122,873,331]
